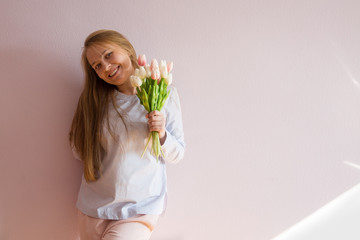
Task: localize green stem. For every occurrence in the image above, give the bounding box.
[152,131,160,161]
[141,134,152,158]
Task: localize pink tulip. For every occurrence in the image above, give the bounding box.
[138,54,147,66]
[167,61,173,73]
[150,59,159,71]
[151,68,161,80]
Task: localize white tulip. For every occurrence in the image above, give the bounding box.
[145,64,151,78]
[139,66,147,79]
[130,75,142,87]
[134,68,140,78]
[165,73,172,85]
[160,60,167,66]
[159,60,168,78]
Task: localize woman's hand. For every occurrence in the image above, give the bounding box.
[146,111,167,145]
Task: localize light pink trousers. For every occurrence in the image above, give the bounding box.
[78,210,159,240]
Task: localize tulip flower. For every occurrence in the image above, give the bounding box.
[134,68,140,78]
[150,59,159,71]
[145,64,151,78]
[130,75,142,88]
[159,60,168,78]
[138,54,147,66]
[150,59,161,80]
[151,68,161,80]
[165,73,172,86]
[167,61,173,73]
[138,66,147,79]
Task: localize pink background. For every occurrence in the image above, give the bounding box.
[1,1,360,239]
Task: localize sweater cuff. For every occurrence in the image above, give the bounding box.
[160,130,184,164]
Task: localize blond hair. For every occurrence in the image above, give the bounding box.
[69,30,138,182]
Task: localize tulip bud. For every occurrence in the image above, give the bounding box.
[151,68,160,80]
[167,61,173,73]
[130,75,142,87]
[145,64,151,78]
[138,54,147,66]
[150,59,159,72]
[139,66,147,79]
[159,60,168,78]
[134,68,140,78]
[156,69,161,80]
[165,73,172,85]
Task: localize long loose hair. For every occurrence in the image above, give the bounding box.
[69,30,139,182]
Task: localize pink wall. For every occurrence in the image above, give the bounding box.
[1,1,360,239]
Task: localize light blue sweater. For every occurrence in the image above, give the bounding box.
[75,85,185,220]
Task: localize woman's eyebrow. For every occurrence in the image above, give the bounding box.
[91,49,108,66]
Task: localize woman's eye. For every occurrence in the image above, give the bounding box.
[95,64,101,70]
[105,52,112,58]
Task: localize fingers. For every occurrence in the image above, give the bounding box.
[146,111,164,122]
[147,115,165,129]
[146,110,162,118]
[146,111,166,138]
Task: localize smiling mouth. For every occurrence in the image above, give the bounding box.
[109,66,120,78]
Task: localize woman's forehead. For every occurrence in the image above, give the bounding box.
[85,45,105,63]
[87,43,113,54]
[86,43,127,62]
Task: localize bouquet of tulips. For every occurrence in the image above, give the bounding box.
[130,54,173,160]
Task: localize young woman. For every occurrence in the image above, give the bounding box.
[69,29,185,240]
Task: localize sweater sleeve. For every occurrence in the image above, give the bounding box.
[161,86,186,164]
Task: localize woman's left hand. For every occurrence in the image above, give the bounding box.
[146,110,167,144]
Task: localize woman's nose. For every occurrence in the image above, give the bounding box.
[104,62,111,71]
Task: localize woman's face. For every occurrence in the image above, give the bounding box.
[86,43,134,93]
